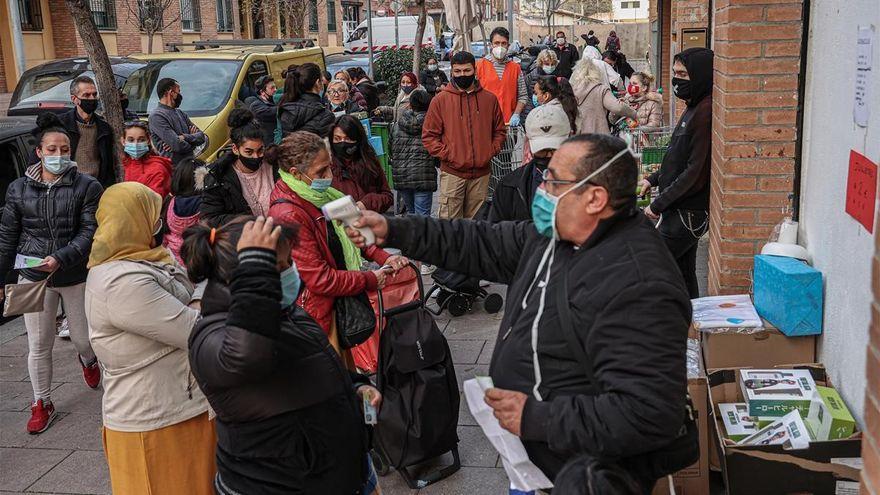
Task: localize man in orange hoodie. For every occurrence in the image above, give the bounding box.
[422,51,507,219]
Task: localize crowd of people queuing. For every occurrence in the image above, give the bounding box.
[0,33,715,493]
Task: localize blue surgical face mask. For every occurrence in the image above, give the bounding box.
[124,142,150,159]
[309,176,333,192]
[42,155,74,175]
[530,147,633,239]
[542,65,556,74]
[280,264,301,308]
[531,94,541,108]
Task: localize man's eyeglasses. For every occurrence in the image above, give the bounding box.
[540,168,596,190]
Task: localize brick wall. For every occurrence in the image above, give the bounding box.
[670,0,709,122]
[707,0,803,295]
[115,0,143,55]
[0,33,6,93]
[864,210,880,494]
[50,0,83,58]
[199,0,219,39]
[164,0,184,45]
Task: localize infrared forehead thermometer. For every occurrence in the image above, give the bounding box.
[321,195,375,247]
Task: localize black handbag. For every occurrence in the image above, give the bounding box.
[334,292,376,349]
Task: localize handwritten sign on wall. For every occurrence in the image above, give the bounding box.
[845,150,878,233]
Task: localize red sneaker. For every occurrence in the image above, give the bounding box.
[80,356,101,389]
[27,399,57,434]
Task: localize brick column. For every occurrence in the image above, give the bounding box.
[200,0,219,38]
[707,0,804,295]
[116,0,144,54]
[670,0,710,121]
[0,33,6,93]
[50,0,86,57]
[163,0,185,45]
[865,208,880,493]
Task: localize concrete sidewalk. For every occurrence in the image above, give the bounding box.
[0,283,511,494]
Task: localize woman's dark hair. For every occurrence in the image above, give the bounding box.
[227,108,263,146]
[409,89,431,112]
[171,158,206,197]
[182,216,299,284]
[321,70,332,82]
[264,131,327,174]
[553,455,644,495]
[33,112,70,146]
[279,63,323,110]
[346,67,367,81]
[332,115,383,181]
[536,76,578,133]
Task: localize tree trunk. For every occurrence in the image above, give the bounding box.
[65,0,124,181]
[412,0,426,73]
[147,31,154,53]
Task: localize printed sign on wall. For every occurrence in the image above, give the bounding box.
[845,150,878,233]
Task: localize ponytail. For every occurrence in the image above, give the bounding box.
[279,63,322,110]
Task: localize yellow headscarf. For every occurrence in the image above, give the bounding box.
[88,182,174,268]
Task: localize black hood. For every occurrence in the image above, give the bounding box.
[675,47,714,107]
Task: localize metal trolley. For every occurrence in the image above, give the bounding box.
[619,126,675,206]
[488,126,525,200]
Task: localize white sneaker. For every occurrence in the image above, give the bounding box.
[56,318,70,339]
[420,264,437,276]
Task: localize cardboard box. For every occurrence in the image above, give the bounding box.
[708,365,861,495]
[651,375,709,495]
[701,323,816,371]
[740,410,811,449]
[739,369,818,418]
[718,403,760,442]
[753,255,823,336]
[806,386,857,441]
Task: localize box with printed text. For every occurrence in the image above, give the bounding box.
[738,369,817,418]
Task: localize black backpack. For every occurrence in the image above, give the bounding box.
[373,269,461,489]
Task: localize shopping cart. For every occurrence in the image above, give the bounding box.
[488,126,524,200]
[619,126,674,207]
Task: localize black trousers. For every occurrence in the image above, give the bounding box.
[658,209,709,299]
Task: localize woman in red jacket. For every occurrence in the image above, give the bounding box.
[329,115,393,213]
[122,121,172,197]
[266,131,408,346]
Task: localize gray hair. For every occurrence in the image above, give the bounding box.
[69,75,96,96]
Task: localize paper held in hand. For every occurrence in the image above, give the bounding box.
[14,254,47,270]
[463,377,554,492]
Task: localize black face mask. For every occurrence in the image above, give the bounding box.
[78,98,99,115]
[332,142,358,159]
[452,74,476,90]
[238,155,263,171]
[672,77,692,101]
[173,93,184,108]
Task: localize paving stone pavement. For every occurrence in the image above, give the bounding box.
[0,240,710,495]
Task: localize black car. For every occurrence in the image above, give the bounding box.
[7,57,146,116]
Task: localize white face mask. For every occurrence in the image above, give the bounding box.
[556,37,566,46]
[491,45,508,60]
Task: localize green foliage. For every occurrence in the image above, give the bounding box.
[374,48,438,104]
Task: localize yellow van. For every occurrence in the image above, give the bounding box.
[123,44,326,161]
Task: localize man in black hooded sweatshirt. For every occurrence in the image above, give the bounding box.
[640,47,714,298]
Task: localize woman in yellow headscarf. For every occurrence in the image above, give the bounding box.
[84,182,215,495]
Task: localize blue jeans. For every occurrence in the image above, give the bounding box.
[398,189,433,216]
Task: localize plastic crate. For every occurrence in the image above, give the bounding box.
[370,122,394,189]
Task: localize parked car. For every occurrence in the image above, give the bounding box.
[344,16,437,53]
[7,57,145,117]
[326,53,375,79]
[123,45,327,161]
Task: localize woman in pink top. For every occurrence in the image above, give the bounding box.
[162,158,208,266]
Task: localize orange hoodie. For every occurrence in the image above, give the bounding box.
[421,81,507,179]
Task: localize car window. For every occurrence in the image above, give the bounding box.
[13,71,90,106]
[238,60,269,102]
[0,139,26,205]
[123,59,242,118]
[349,27,367,42]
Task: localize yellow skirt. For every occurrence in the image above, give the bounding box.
[102,412,216,495]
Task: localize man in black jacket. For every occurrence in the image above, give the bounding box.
[348,134,693,490]
[488,104,570,222]
[246,75,278,145]
[550,30,580,79]
[58,76,116,188]
[641,47,714,298]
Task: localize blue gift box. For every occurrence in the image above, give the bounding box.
[369,136,384,156]
[753,254,823,336]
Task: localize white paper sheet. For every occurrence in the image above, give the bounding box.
[463,377,554,491]
[854,25,874,127]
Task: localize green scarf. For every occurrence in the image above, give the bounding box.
[278,169,365,271]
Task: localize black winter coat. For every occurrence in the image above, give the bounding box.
[279,93,335,138]
[487,159,540,222]
[0,165,103,287]
[189,251,368,495]
[419,69,448,95]
[57,109,117,188]
[246,95,277,146]
[200,153,279,227]
[390,109,438,192]
[383,209,691,482]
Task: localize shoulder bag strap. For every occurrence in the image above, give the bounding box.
[555,269,597,390]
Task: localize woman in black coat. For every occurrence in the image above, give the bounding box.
[278,63,335,139]
[185,216,381,495]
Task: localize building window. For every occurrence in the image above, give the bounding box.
[620,0,640,8]
[327,0,336,31]
[90,0,117,29]
[180,0,201,31]
[136,0,163,31]
[17,0,43,31]
[216,0,234,31]
[308,0,319,32]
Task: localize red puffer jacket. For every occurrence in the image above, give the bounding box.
[123,154,173,197]
[268,180,390,335]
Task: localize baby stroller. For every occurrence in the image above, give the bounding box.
[371,264,461,488]
[427,270,504,317]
